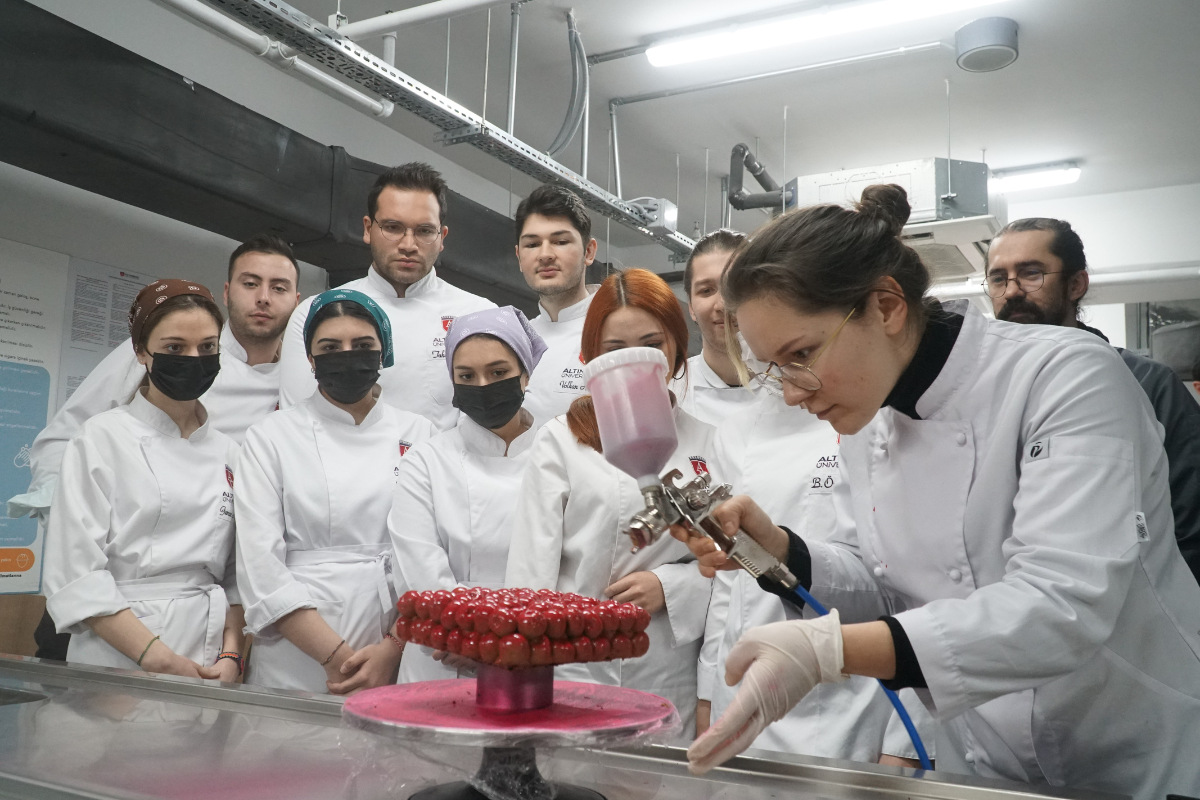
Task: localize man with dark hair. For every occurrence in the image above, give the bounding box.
[514,184,598,427]
[1192,354,1200,400]
[277,162,494,429]
[8,233,302,660]
[987,219,1200,580]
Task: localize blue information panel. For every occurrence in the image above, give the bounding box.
[0,360,49,547]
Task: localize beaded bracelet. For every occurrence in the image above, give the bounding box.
[384,632,404,651]
[321,639,346,666]
[216,652,244,675]
[136,635,160,667]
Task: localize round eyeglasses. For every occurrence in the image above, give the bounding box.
[750,307,856,393]
[373,218,442,245]
[982,267,1061,298]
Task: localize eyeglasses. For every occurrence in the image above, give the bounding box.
[982,267,1062,298]
[373,218,442,245]
[751,306,856,393]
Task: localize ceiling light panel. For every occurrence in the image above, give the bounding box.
[989,164,1082,193]
[646,0,1007,67]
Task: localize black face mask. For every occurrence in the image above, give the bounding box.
[453,375,525,430]
[313,349,381,404]
[147,353,221,401]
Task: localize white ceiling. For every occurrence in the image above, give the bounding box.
[278,0,1200,247]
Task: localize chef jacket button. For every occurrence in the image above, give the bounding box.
[956,432,967,446]
[965,752,976,764]
[949,569,963,582]
[873,566,884,578]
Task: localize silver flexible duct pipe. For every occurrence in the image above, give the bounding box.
[547,11,588,157]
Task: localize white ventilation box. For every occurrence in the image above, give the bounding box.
[784,158,998,281]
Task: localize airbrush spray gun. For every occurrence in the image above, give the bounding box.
[581,347,798,587]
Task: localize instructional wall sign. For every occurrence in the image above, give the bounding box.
[0,237,67,593]
[57,258,156,411]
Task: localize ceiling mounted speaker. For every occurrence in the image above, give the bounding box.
[956,17,1019,72]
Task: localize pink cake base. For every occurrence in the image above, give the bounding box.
[342,679,679,749]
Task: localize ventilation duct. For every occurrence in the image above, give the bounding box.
[0,0,536,311]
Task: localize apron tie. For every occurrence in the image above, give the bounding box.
[115,569,227,663]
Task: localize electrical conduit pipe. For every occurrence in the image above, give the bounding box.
[157,0,393,118]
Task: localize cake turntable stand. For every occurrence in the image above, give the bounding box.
[343,665,680,800]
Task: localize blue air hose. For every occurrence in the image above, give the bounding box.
[788,582,933,771]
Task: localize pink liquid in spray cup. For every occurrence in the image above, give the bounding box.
[585,351,677,487]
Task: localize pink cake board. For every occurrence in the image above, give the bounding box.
[342,679,680,749]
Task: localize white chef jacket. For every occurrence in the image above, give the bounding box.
[42,390,240,669]
[390,412,538,682]
[523,290,594,428]
[669,353,758,427]
[234,390,434,693]
[277,267,495,430]
[803,303,1200,800]
[701,391,934,761]
[8,326,281,520]
[505,407,716,731]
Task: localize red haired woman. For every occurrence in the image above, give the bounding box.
[505,269,715,733]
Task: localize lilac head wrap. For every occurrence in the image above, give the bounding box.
[445,306,548,377]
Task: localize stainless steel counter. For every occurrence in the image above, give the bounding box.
[0,655,1121,800]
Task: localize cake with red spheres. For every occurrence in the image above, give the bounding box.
[395,587,651,668]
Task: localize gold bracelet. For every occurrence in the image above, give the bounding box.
[321,639,346,666]
[136,635,160,667]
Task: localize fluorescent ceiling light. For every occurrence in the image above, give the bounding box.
[989,163,1081,193]
[646,0,1005,67]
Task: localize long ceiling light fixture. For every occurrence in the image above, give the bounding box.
[989,162,1081,193]
[646,0,1007,67]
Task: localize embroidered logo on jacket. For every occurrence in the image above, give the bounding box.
[689,456,709,476]
[225,465,234,488]
[441,316,455,332]
[399,440,412,457]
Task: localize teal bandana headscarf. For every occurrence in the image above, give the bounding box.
[303,289,394,368]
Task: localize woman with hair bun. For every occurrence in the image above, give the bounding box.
[675,185,1200,800]
[505,268,715,732]
[43,280,245,680]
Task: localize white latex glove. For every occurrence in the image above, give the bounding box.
[687,610,847,774]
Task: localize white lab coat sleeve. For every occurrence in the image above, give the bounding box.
[42,434,129,634]
[697,417,744,697]
[897,344,1145,720]
[389,444,458,593]
[234,426,316,634]
[8,342,142,519]
[221,438,243,608]
[276,295,317,410]
[505,426,572,590]
[804,457,888,622]
[697,571,734,700]
[650,560,712,647]
[880,688,938,759]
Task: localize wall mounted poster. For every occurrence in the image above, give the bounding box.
[57,258,156,410]
[0,238,67,593]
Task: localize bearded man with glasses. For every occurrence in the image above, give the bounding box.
[277,162,495,429]
[986,217,1200,581]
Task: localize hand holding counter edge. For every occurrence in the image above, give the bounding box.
[666,183,1200,800]
[688,612,847,774]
